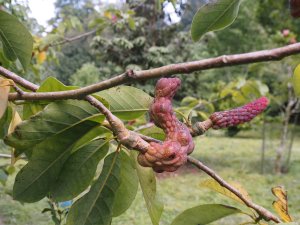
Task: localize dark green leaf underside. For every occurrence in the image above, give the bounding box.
[66,152,121,225]
[191,0,241,41]
[98,86,153,120]
[51,139,110,202]
[112,150,139,217]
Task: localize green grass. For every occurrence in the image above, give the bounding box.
[0,135,300,225]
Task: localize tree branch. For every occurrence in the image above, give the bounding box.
[0,67,39,91]
[50,29,97,47]
[6,42,300,101]
[187,156,281,223]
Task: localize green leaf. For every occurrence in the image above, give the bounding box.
[127,17,136,30]
[72,126,112,150]
[139,126,165,141]
[240,81,261,100]
[98,86,153,120]
[4,101,104,202]
[66,152,121,225]
[197,111,209,120]
[12,119,98,202]
[191,0,241,41]
[180,96,198,107]
[6,100,103,158]
[38,77,78,92]
[131,152,163,225]
[23,77,78,119]
[170,204,242,225]
[293,64,300,97]
[0,106,12,139]
[112,150,138,217]
[51,139,110,202]
[0,10,33,70]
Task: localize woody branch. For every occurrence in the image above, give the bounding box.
[5,42,300,101]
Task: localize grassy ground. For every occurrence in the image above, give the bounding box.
[0,134,299,225]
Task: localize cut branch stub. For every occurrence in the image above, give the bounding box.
[138,78,195,173]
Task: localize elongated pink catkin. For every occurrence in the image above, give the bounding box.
[210,97,269,129]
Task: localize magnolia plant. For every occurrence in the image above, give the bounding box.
[0,1,300,225]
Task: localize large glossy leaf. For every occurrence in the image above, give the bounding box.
[12,118,98,203]
[0,10,33,70]
[3,101,104,202]
[131,152,163,225]
[5,100,103,158]
[98,86,153,120]
[23,77,78,119]
[51,139,110,202]
[170,204,242,225]
[191,0,241,41]
[66,152,121,225]
[72,126,112,150]
[293,64,300,97]
[112,150,138,217]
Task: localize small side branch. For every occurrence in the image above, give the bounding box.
[0,67,39,91]
[50,30,97,47]
[187,156,281,223]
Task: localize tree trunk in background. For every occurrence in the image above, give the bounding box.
[275,83,297,174]
[260,117,266,174]
[282,101,299,173]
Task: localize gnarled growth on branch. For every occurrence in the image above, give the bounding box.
[138,78,195,172]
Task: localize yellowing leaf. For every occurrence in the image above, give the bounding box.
[0,77,12,119]
[104,11,112,19]
[8,109,22,134]
[292,64,300,97]
[272,186,293,222]
[200,179,251,204]
[8,109,22,165]
[37,51,47,64]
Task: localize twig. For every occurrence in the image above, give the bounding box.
[134,123,154,132]
[12,84,25,96]
[6,42,300,101]
[0,67,39,91]
[49,29,97,47]
[187,156,281,223]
